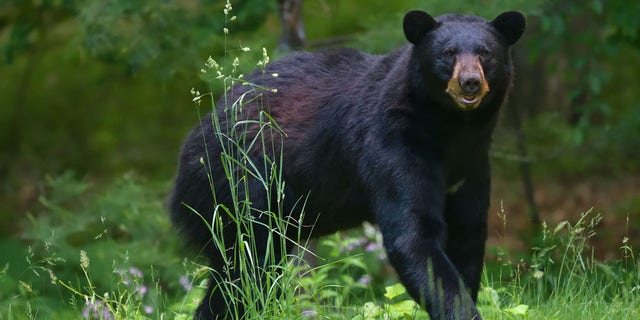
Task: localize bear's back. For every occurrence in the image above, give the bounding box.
[235,48,382,103]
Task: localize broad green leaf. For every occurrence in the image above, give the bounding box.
[384,283,406,300]
[504,304,529,315]
[362,301,383,319]
[389,300,419,316]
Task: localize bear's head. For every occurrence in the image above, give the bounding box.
[403,10,525,111]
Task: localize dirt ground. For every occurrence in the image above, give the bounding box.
[488,174,640,260]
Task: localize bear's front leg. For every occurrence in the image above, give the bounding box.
[444,165,491,302]
[368,155,481,320]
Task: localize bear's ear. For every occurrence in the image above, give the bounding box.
[491,11,526,46]
[403,10,438,45]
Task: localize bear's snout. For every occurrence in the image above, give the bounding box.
[446,54,489,110]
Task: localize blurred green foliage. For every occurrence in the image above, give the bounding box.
[0,173,190,318]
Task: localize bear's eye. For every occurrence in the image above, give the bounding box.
[477,47,491,58]
[442,48,457,58]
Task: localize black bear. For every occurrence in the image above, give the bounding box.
[169,9,525,320]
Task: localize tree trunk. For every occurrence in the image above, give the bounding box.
[506,47,544,239]
[277,0,305,52]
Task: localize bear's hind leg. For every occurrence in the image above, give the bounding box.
[194,179,296,319]
[195,275,243,320]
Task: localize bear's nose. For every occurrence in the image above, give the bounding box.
[459,74,482,95]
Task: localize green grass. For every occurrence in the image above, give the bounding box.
[478,213,640,320]
[1,173,638,319]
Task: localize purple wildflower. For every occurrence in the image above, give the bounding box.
[364,242,381,252]
[135,285,148,297]
[129,267,143,278]
[82,298,114,320]
[179,275,193,292]
[358,275,371,285]
[144,305,154,314]
[117,266,144,286]
[342,237,367,252]
[301,309,318,318]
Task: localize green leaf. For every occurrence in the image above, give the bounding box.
[389,300,419,317]
[481,286,501,308]
[384,283,406,300]
[361,301,383,319]
[504,304,529,315]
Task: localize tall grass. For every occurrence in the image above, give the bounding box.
[478,210,640,319]
[189,45,307,320]
[180,2,315,318]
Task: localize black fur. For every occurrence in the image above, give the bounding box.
[169,10,525,320]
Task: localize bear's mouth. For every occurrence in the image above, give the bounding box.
[449,92,484,110]
[459,95,479,105]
